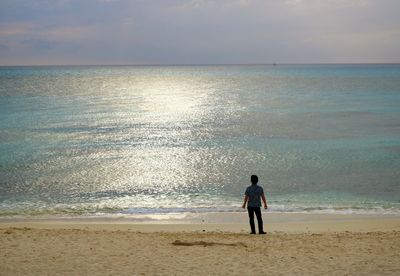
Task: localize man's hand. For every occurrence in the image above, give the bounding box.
[264,205,268,210]
[242,195,249,209]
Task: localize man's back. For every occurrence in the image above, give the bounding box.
[245,184,264,207]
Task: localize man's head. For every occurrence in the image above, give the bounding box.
[251,175,258,185]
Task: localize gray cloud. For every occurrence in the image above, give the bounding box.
[0,0,399,65]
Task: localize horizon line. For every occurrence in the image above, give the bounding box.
[1,62,400,67]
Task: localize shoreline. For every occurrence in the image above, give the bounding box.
[1,212,399,233]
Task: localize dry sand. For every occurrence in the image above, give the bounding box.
[1,214,400,275]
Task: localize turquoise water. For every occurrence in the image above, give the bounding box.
[1,64,400,216]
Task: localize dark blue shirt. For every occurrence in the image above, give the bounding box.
[245,184,264,207]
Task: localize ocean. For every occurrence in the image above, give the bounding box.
[1,64,399,217]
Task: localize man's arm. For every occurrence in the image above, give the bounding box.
[262,193,268,209]
[242,195,249,209]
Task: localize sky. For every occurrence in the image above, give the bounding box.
[0,0,399,65]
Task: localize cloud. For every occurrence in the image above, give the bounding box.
[0,23,36,36]
[284,0,370,8]
[0,0,399,65]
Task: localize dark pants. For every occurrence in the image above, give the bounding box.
[247,207,264,233]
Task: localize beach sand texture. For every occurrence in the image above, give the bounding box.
[1,218,400,275]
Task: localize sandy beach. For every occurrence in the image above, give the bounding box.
[1,213,400,275]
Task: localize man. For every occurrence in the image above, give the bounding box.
[242,175,268,234]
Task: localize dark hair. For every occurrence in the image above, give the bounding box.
[251,175,258,185]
